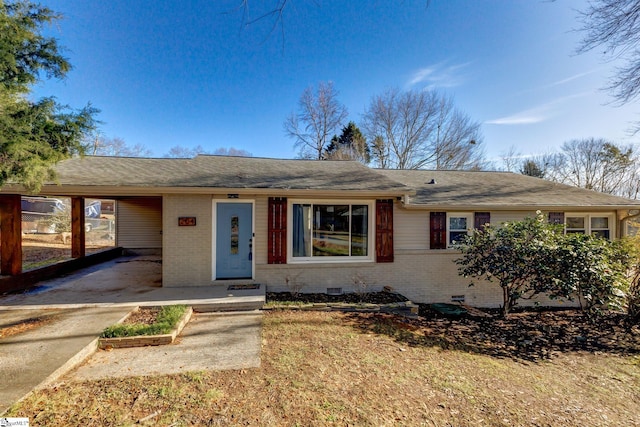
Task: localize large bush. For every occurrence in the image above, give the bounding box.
[554,234,633,317]
[627,268,640,324]
[456,212,633,317]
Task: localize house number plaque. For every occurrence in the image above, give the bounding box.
[178,217,196,226]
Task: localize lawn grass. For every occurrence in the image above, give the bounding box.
[7,310,640,426]
[100,305,187,338]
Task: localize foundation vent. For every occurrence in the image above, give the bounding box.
[326,287,343,295]
[451,295,465,303]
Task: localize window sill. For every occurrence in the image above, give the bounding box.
[287,257,374,264]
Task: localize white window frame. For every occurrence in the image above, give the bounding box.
[564,213,614,240]
[287,199,375,263]
[447,212,473,247]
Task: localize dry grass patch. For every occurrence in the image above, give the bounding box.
[0,313,60,339]
[21,233,115,271]
[7,310,640,426]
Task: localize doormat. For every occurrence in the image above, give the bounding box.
[227,284,261,290]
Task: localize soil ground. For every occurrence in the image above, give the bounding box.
[122,307,160,326]
[20,232,115,270]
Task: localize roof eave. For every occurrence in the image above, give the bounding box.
[4,184,411,198]
[400,202,640,211]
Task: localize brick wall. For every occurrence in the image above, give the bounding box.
[160,194,582,307]
[162,194,213,287]
[255,251,575,308]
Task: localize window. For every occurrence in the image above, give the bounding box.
[566,216,586,234]
[290,201,372,261]
[565,214,612,239]
[430,212,489,249]
[591,216,610,239]
[448,213,473,246]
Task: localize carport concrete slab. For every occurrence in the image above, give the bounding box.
[0,255,265,311]
[67,311,262,381]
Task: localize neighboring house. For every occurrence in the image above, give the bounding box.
[20,196,102,233]
[3,155,640,307]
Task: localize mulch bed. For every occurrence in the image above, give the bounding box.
[350,309,640,362]
[268,291,640,362]
[267,291,409,305]
[123,307,160,326]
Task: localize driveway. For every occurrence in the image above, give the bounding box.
[0,255,263,415]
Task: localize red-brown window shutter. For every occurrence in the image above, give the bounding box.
[430,212,447,250]
[548,212,564,225]
[375,199,394,262]
[474,212,491,230]
[268,197,287,264]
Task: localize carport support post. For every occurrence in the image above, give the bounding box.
[0,194,22,275]
[71,197,85,258]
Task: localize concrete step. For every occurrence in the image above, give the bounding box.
[192,297,265,313]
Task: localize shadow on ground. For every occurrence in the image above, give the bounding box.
[346,309,640,362]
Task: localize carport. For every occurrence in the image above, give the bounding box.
[0,191,162,293]
[1,195,90,274]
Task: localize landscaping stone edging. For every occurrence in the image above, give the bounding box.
[98,306,193,349]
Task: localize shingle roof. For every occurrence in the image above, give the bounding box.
[377,169,640,208]
[44,156,640,208]
[50,155,411,193]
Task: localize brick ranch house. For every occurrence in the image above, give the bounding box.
[2,155,640,307]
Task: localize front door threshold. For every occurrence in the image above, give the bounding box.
[211,279,258,286]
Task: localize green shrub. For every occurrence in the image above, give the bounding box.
[101,305,187,338]
[554,234,633,318]
[455,212,564,317]
[456,211,634,318]
[627,268,640,324]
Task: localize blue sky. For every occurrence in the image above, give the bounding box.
[34,0,639,166]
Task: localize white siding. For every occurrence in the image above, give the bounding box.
[394,206,429,250]
[254,196,268,265]
[490,211,537,226]
[116,197,162,249]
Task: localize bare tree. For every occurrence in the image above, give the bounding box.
[370,135,389,169]
[164,144,210,158]
[500,146,522,172]
[163,145,252,158]
[578,0,640,105]
[89,136,151,157]
[577,0,640,132]
[362,88,484,170]
[433,100,485,170]
[522,153,564,180]
[499,147,563,180]
[284,81,348,160]
[212,147,253,157]
[549,138,638,196]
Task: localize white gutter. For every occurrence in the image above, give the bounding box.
[397,202,640,212]
[2,184,414,199]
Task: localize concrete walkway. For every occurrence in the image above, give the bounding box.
[0,255,264,415]
[69,311,262,381]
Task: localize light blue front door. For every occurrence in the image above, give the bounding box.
[216,203,253,279]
